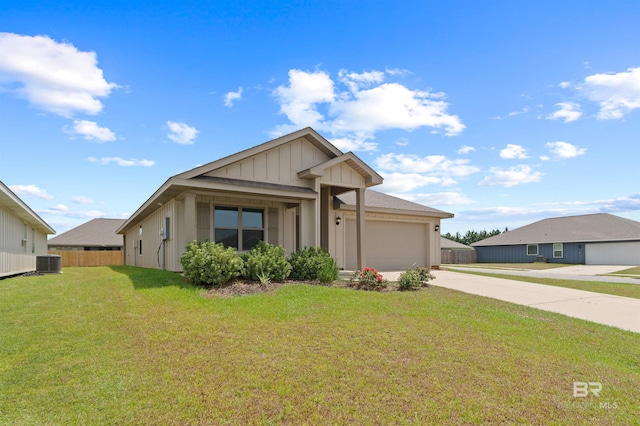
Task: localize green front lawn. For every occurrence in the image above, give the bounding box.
[1,266,638,424]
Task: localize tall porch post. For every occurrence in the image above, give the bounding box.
[183,192,197,244]
[356,187,366,270]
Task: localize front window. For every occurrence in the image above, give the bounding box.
[553,243,563,258]
[214,207,264,250]
[527,244,538,256]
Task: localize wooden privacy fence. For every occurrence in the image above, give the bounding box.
[441,249,477,265]
[48,250,123,267]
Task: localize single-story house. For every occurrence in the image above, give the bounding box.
[116,127,453,271]
[471,213,640,265]
[1,180,56,277]
[48,218,125,251]
[440,236,476,264]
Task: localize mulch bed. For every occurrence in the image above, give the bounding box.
[201,279,425,297]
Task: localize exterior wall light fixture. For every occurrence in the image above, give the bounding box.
[335,216,342,226]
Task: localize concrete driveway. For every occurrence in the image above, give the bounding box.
[381,269,640,333]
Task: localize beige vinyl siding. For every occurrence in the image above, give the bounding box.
[319,163,365,187]
[204,137,331,189]
[0,204,49,277]
[123,200,176,270]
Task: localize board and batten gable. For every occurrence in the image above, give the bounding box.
[204,137,334,189]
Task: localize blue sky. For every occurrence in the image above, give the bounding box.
[1,0,639,236]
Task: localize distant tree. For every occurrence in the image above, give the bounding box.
[442,228,504,245]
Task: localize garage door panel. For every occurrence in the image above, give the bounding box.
[585,242,640,265]
[346,219,427,270]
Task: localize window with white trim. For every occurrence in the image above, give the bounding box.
[214,207,264,251]
[527,244,538,256]
[553,243,563,258]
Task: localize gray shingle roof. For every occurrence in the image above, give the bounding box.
[441,237,475,250]
[335,189,454,217]
[471,213,640,246]
[48,218,125,247]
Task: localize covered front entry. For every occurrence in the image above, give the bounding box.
[345,219,428,271]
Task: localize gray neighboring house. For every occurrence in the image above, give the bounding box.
[471,213,640,265]
[48,218,125,251]
[1,180,56,277]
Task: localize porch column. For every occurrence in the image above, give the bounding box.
[184,192,197,243]
[356,187,365,270]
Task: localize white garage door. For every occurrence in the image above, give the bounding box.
[585,242,640,265]
[345,219,427,270]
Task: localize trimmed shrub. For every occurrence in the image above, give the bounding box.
[351,266,387,291]
[240,241,291,282]
[289,246,337,281]
[179,241,243,287]
[317,257,339,283]
[397,267,435,291]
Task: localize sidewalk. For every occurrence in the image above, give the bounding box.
[381,269,640,333]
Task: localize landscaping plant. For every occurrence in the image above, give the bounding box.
[351,266,387,291]
[289,246,337,281]
[179,240,243,287]
[397,266,435,291]
[240,241,291,282]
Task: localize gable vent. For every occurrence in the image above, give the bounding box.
[36,255,62,274]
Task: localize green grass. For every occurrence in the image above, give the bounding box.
[1,266,639,425]
[609,266,640,277]
[444,262,573,270]
[447,269,640,300]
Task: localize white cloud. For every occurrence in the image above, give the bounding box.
[545,141,587,159]
[88,157,155,167]
[375,153,480,177]
[546,102,582,123]
[274,69,335,129]
[329,137,377,152]
[224,87,243,107]
[494,106,530,120]
[72,195,96,204]
[272,68,465,150]
[49,203,68,212]
[8,184,53,200]
[338,69,385,92]
[456,193,640,225]
[479,165,543,187]
[395,138,409,147]
[457,145,476,155]
[391,191,475,206]
[377,172,456,193]
[40,207,106,218]
[67,119,116,142]
[499,144,529,159]
[330,82,465,136]
[580,67,640,119]
[559,82,572,89]
[0,32,117,117]
[166,121,199,145]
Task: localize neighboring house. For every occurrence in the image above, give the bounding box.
[471,213,640,265]
[0,180,56,277]
[440,236,476,264]
[117,127,453,271]
[48,218,125,251]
